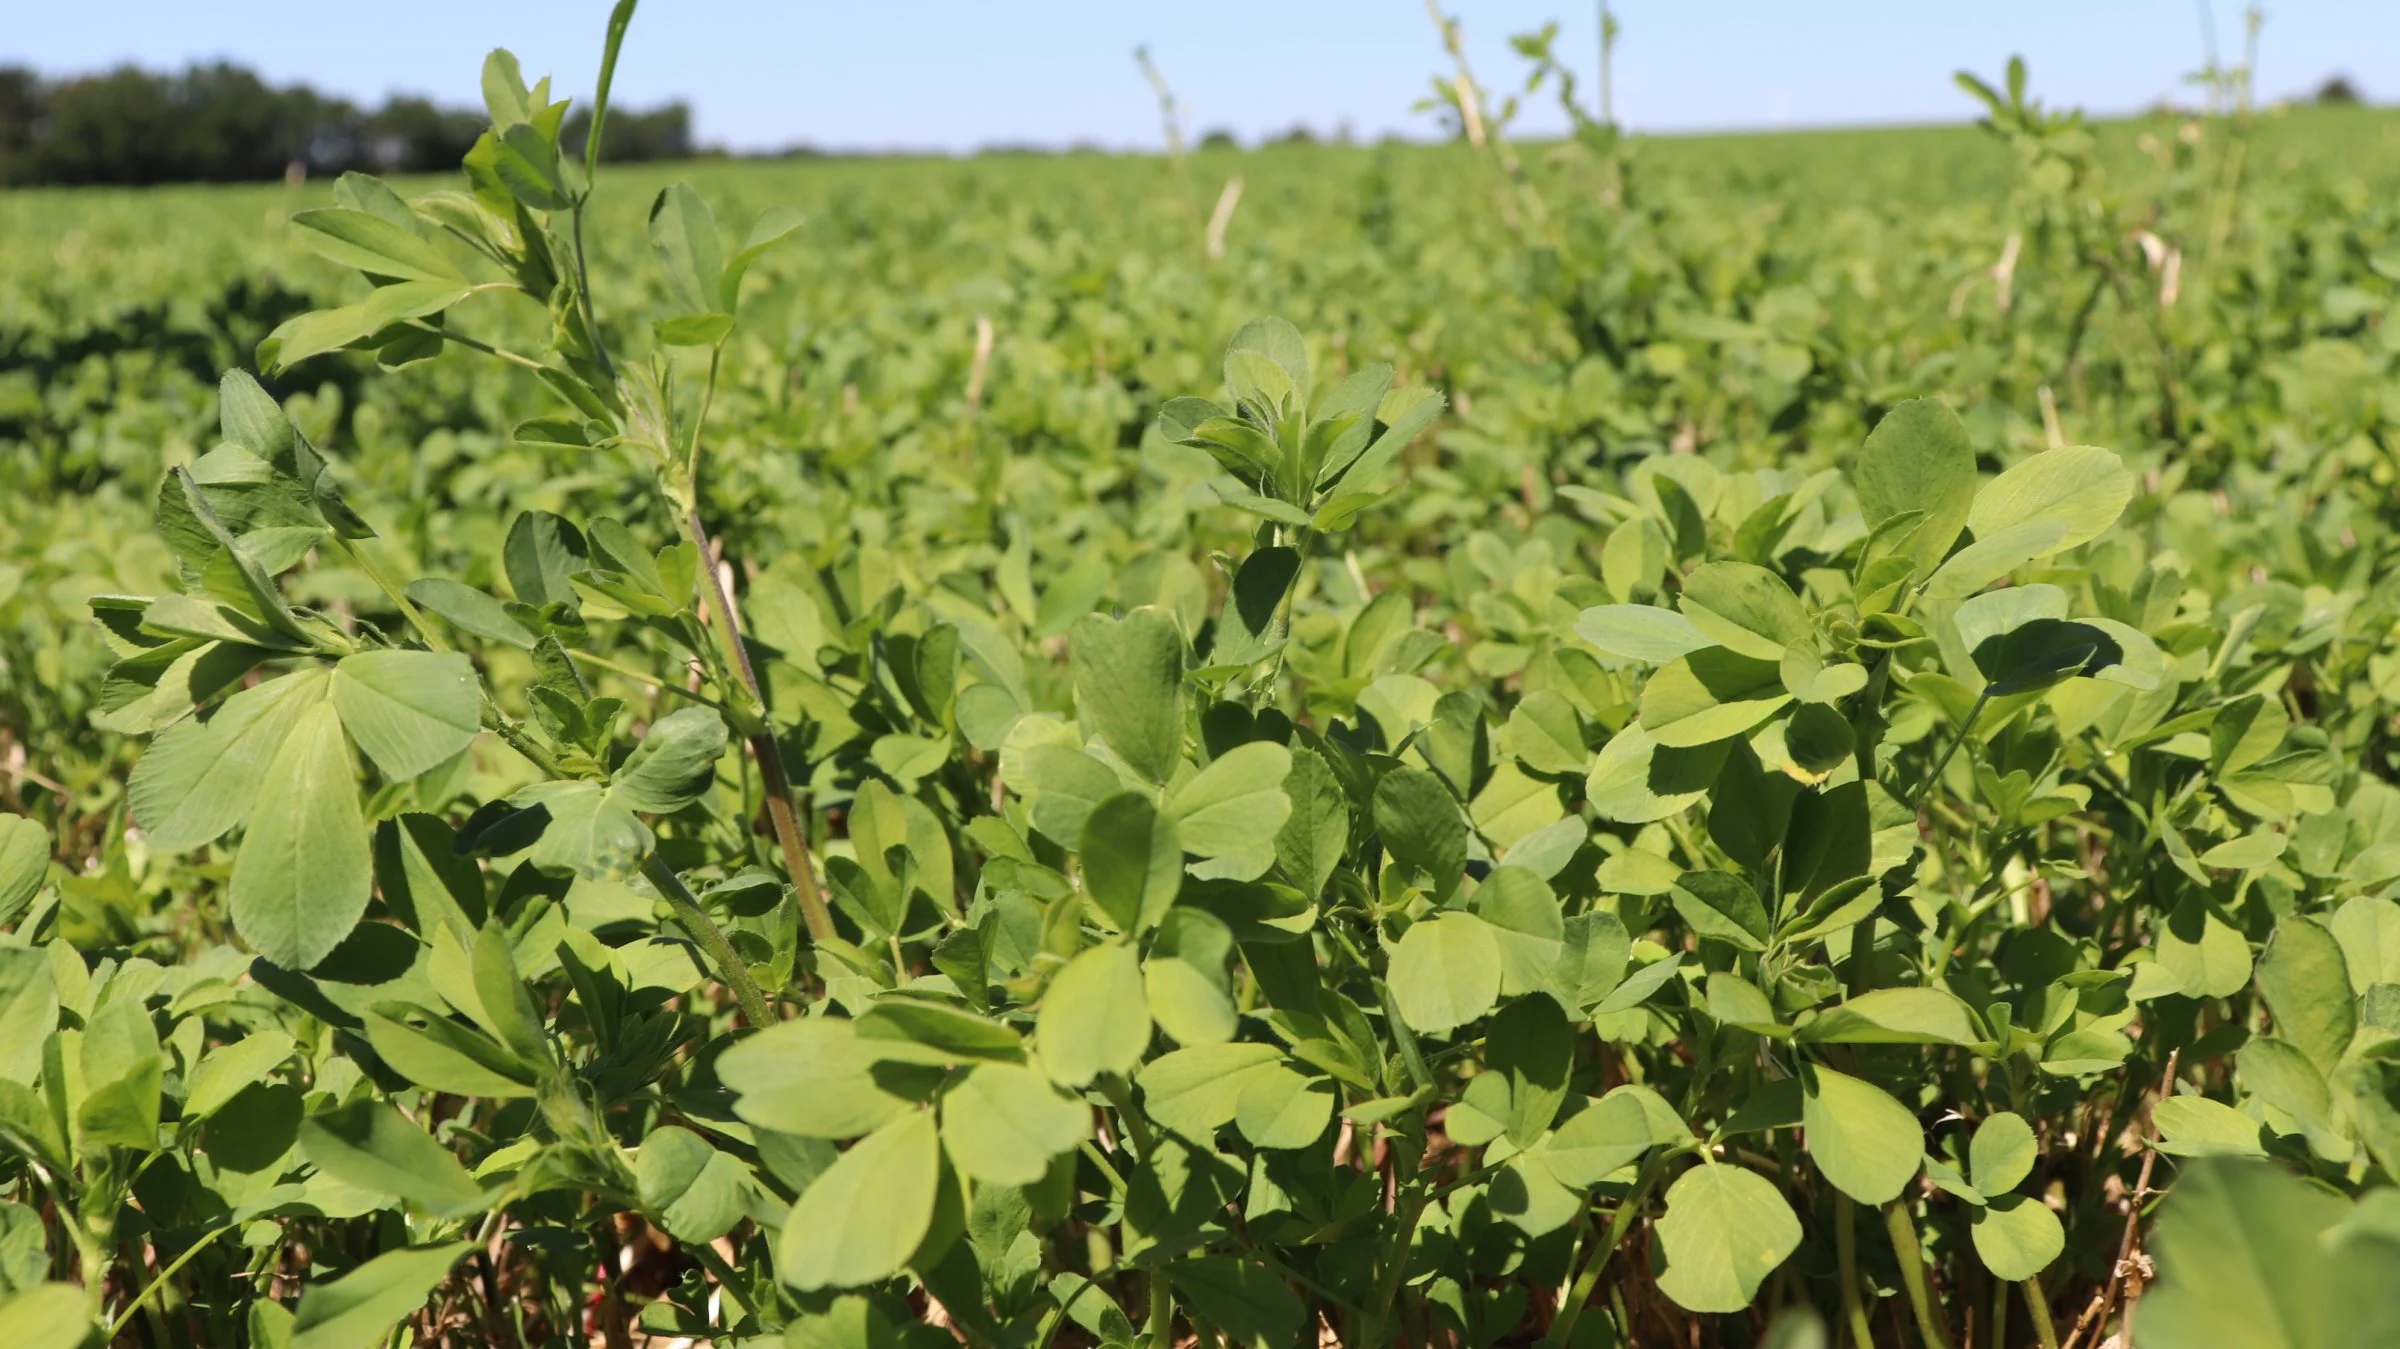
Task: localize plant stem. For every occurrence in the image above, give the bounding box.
[108,1223,234,1340]
[335,535,446,651]
[1545,1150,1671,1348]
[1146,1271,1174,1349]
[483,701,569,777]
[641,853,777,1027]
[1364,1185,1433,1348]
[684,1238,753,1318]
[1913,685,1992,810]
[567,648,728,711]
[569,203,615,380]
[1884,1199,1954,1348]
[1838,1195,1874,1349]
[1992,1267,2011,1349]
[680,505,838,946]
[412,321,550,374]
[2024,1279,2061,1349]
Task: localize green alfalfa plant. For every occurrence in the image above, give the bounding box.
[15,4,2400,1345]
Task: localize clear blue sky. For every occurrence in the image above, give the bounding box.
[6,3,2393,153]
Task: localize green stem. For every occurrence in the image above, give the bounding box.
[641,853,777,1028]
[1992,1273,2011,1349]
[1838,1195,1874,1349]
[680,504,838,947]
[567,648,729,711]
[108,1223,234,1340]
[684,1238,753,1319]
[1097,1076,1155,1160]
[1545,1150,1672,1348]
[1146,1271,1174,1349]
[334,536,445,651]
[482,701,570,777]
[1912,686,1991,810]
[1848,913,1878,999]
[1364,1185,1434,1348]
[685,344,722,487]
[2023,1278,2061,1349]
[569,202,615,380]
[411,321,550,374]
[1035,1270,1109,1349]
[1375,978,1434,1091]
[1884,1199,1954,1349]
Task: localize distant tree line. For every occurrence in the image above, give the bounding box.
[0,61,695,188]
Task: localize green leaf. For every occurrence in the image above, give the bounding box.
[1233,1066,1335,1149]
[130,667,326,851]
[1671,872,1770,952]
[0,818,48,928]
[298,1100,486,1217]
[939,1062,1090,1185]
[1474,868,1567,996]
[1574,605,1711,664]
[1483,996,1573,1146]
[1209,547,1300,667]
[855,998,1021,1063]
[2152,1094,2268,1158]
[1274,746,1349,898]
[77,1058,163,1152]
[2157,895,2254,999]
[780,1110,942,1292]
[2256,917,2356,1072]
[1586,725,1726,824]
[0,953,56,1088]
[1167,1255,1307,1349]
[1854,398,1977,575]
[1144,956,1238,1047]
[1168,742,1292,866]
[721,1018,920,1139]
[1592,952,1685,1017]
[1965,444,2133,554]
[1971,1194,2064,1280]
[1639,649,1792,748]
[1081,793,1181,934]
[1971,619,2122,696]
[610,706,728,813]
[1800,987,1985,1047]
[501,780,651,880]
[0,1285,91,1349]
[1016,745,1125,848]
[330,651,478,781]
[1654,1164,1803,1314]
[636,1125,754,1242]
[1679,562,1809,661]
[1137,1042,1283,1136]
[648,182,726,321]
[1541,1086,1679,1187]
[1801,1065,1922,1204]
[290,208,464,283]
[403,579,536,648]
[1388,912,1502,1033]
[186,1030,297,1119]
[503,511,588,609]
[1070,608,1186,785]
[361,1008,537,1098]
[1969,1111,2039,1193]
[231,697,372,970]
[2141,1159,2400,1349]
[290,1243,470,1349]
[1373,766,1465,894]
[1037,942,1150,1086]
[719,205,804,312]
